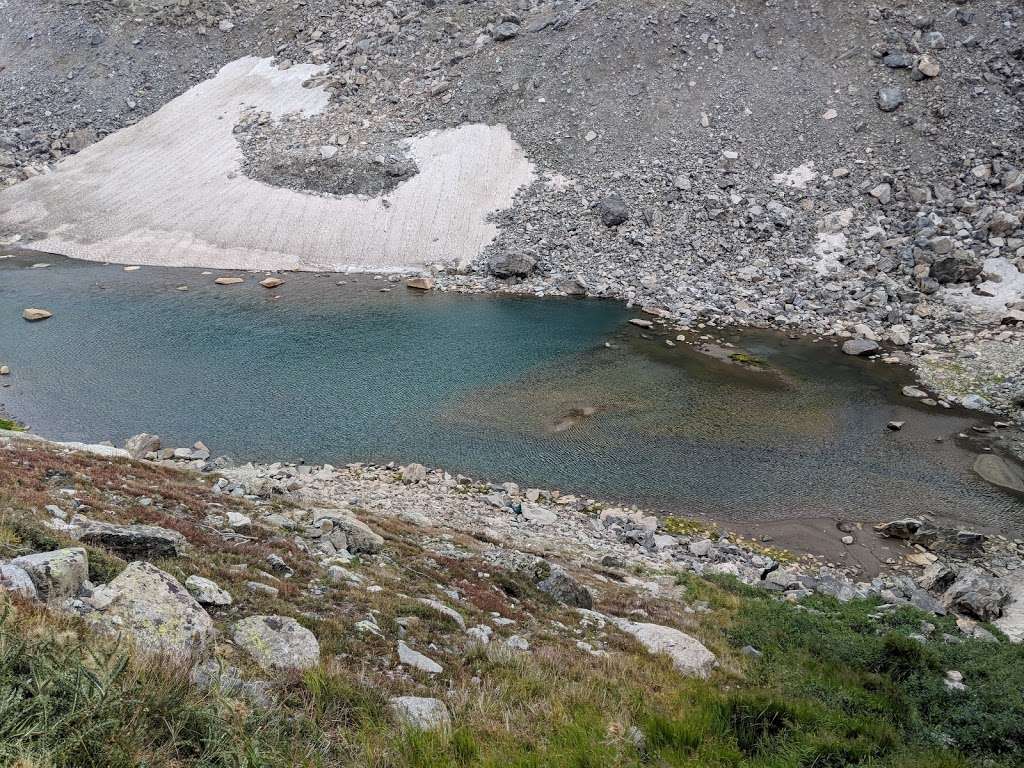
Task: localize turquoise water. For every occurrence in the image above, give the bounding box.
[1,255,1022,532]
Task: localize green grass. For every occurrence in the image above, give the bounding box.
[0,417,25,431]
[2,569,1021,768]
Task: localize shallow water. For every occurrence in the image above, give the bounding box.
[1,256,1022,533]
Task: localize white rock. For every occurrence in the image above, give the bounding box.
[608,617,717,678]
[185,575,233,606]
[397,640,443,674]
[389,696,451,731]
[233,615,320,671]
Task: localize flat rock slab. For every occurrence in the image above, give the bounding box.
[608,616,718,678]
[0,57,534,272]
[389,696,452,731]
[72,517,187,559]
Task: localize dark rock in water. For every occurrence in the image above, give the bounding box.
[930,254,982,284]
[72,516,186,558]
[973,454,1024,494]
[942,568,1009,621]
[489,252,537,279]
[595,194,630,227]
[841,339,879,356]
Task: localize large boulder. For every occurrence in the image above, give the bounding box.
[488,252,537,279]
[609,617,717,678]
[310,510,384,554]
[536,564,593,608]
[88,561,215,659]
[72,517,186,559]
[232,615,320,671]
[389,696,451,732]
[942,568,1010,621]
[595,194,630,227]
[930,254,982,284]
[11,548,88,602]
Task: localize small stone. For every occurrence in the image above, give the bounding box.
[841,339,879,356]
[887,421,905,431]
[595,194,630,227]
[406,277,434,290]
[876,87,905,112]
[185,575,233,606]
[629,318,654,328]
[841,535,855,545]
[22,308,53,321]
[492,21,520,41]
[124,432,160,459]
[916,55,941,78]
[214,277,244,285]
[388,697,451,732]
[397,640,443,674]
[260,277,284,289]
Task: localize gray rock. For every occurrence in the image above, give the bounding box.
[876,87,905,112]
[389,696,451,731]
[88,561,215,659]
[416,597,466,629]
[124,432,161,459]
[399,463,427,483]
[608,616,717,678]
[931,254,982,284]
[488,252,537,279]
[918,562,957,592]
[595,194,630,227]
[73,517,186,559]
[492,21,520,42]
[942,569,1009,621]
[11,548,88,602]
[0,563,37,599]
[310,509,384,554]
[537,564,593,608]
[397,640,443,674]
[233,615,321,671]
[185,575,233,606]
[841,339,879,356]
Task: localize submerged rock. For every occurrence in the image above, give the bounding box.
[22,307,53,321]
[233,615,320,671]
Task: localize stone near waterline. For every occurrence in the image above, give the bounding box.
[902,386,927,399]
[87,561,215,659]
[400,463,428,483]
[214,276,244,285]
[521,502,557,525]
[22,307,53,321]
[124,432,160,459]
[972,455,1024,494]
[389,696,451,732]
[185,575,233,606]
[608,616,717,678]
[11,547,88,602]
[72,516,187,559]
[0,365,9,375]
[875,518,922,539]
[0,563,37,600]
[841,339,879,356]
[629,318,654,328]
[233,615,320,671]
[942,568,1009,622]
[887,421,905,431]
[259,277,284,289]
[488,252,536,279]
[397,640,443,674]
[406,277,434,290]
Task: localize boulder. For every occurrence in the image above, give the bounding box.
[595,194,630,227]
[11,548,88,602]
[876,87,904,112]
[233,615,320,671]
[930,254,982,284]
[185,575,233,606]
[124,432,160,459]
[0,563,37,600]
[609,617,717,678]
[259,277,284,289]
[88,561,215,659]
[942,568,1010,621]
[397,640,443,674]
[841,339,879,356]
[310,510,384,554]
[405,277,434,290]
[389,696,451,731]
[72,517,186,559]
[400,463,428,483]
[874,518,923,539]
[214,276,244,285]
[918,562,957,592]
[489,252,537,279]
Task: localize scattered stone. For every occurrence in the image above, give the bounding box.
[233,615,320,671]
[886,421,904,431]
[397,640,443,674]
[73,518,187,559]
[214,277,244,285]
[536,564,593,608]
[406,277,434,290]
[488,252,537,279]
[607,615,717,678]
[841,339,879,356]
[185,575,233,606]
[311,509,384,554]
[260,277,284,289]
[11,548,88,602]
[595,194,630,227]
[22,308,53,321]
[492,21,520,42]
[124,432,160,459]
[0,563,37,600]
[876,87,905,112]
[389,696,451,732]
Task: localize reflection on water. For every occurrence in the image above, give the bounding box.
[1,254,1021,533]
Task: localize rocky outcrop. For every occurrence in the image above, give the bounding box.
[232,615,320,671]
[72,516,187,559]
[86,561,215,659]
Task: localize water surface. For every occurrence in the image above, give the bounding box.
[1,255,1021,533]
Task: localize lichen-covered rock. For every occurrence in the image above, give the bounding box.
[72,517,186,559]
[88,561,215,659]
[11,548,88,602]
[232,615,320,671]
[389,696,451,731]
[609,616,718,678]
[124,432,161,459]
[942,568,1010,622]
[536,564,593,608]
[0,563,37,600]
[185,575,233,606]
[310,510,384,554]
